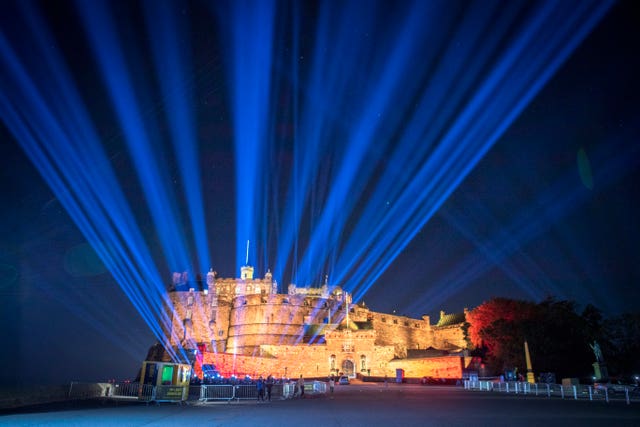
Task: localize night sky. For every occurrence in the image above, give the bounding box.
[1,1,639,386]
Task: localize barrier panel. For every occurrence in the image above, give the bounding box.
[312,381,327,394]
[136,384,155,401]
[111,382,142,399]
[465,380,638,405]
[68,382,155,402]
[234,384,258,400]
[201,385,235,401]
[282,383,296,399]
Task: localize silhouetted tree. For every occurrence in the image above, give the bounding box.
[467,297,595,378]
[603,312,640,376]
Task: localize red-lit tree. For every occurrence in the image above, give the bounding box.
[466,298,538,374]
[466,297,595,378]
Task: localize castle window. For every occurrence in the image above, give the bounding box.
[342,343,354,352]
[187,295,194,306]
[210,310,217,320]
[404,321,409,327]
[185,309,192,320]
[218,330,224,337]
[360,355,367,371]
[393,319,398,324]
[330,355,336,370]
[282,298,289,304]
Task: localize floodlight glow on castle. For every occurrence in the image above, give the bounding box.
[0,0,613,362]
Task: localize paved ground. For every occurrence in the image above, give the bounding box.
[2,382,639,426]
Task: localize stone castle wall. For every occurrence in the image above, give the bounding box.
[388,356,476,379]
[165,271,470,380]
[168,285,349,355]
[168,285,466,356]
[196,343,472,380]
[431,325,467,350]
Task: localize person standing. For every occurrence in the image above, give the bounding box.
[298,375,305,399]
[257,376,265,401]
[266,375,274,401]
[328,376,335,398]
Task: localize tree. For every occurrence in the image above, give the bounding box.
[466,298,537,374]
[467,297,595,378]
[603,312,640,376]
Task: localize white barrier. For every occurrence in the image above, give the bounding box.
[464,380,638,405]
[200,384,235,401]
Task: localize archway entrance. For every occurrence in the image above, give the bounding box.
[342,359,354,377]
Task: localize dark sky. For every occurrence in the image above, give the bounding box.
[1,0,639,386]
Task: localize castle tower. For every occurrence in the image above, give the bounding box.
[240,265,254,280]
[206,269,216,289]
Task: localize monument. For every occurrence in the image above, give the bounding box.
[524,340,535,384]
[590,340,608,380]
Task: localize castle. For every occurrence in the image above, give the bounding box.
[159,266,477,380]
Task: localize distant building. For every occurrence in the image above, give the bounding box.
[157,266,477,380]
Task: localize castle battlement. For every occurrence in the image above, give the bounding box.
[161,266,471,380]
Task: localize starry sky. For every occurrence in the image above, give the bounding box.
[1,0,639,386]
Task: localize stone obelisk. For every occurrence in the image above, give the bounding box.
[524,340,535,383]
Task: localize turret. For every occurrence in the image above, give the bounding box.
[241,265,254,280]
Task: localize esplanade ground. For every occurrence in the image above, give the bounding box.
[2,381,639,426]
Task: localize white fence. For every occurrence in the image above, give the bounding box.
[201,381,327,401]
[464,380,639,405]
[67,380,327,404]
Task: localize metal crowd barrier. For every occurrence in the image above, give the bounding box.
[200,385,235,401]
[69,380,328,405]
[234,384,259,400]
[111,382,147,400]
[68,382,155,402]
[282,383,297,399]
[464,380,638,405]
[312,381,327,394]
[135,384,155,401]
